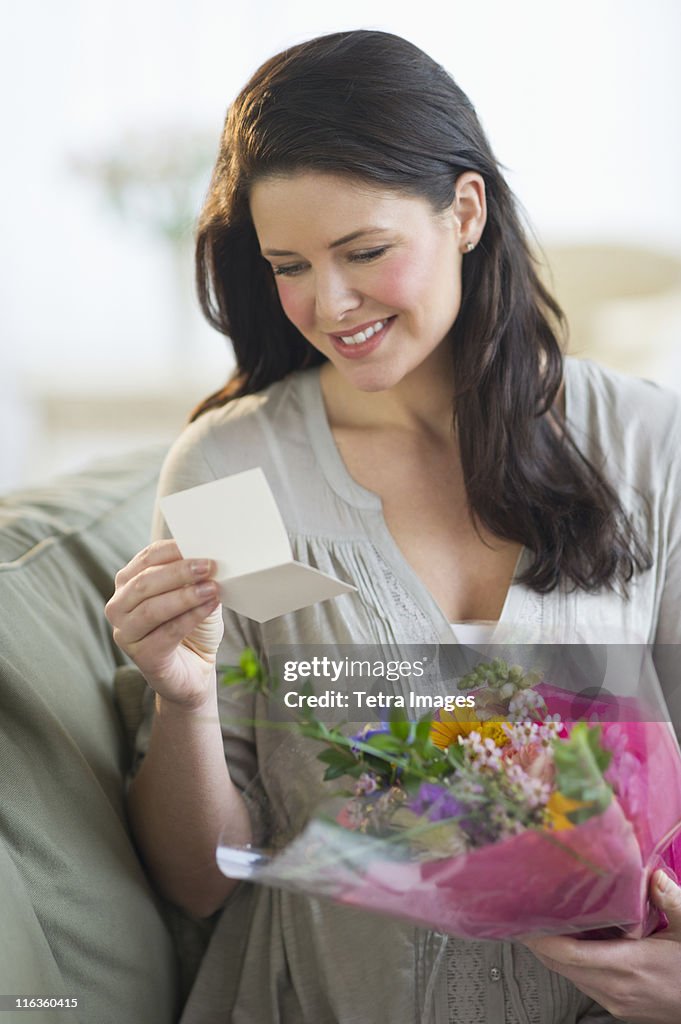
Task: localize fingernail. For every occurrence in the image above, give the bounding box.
[190,560,211,576]
[196,581,217,598]
[656,870,670,893]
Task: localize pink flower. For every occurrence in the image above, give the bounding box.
[601,725,645,821]
[502,744,555,787]
[354,772,380,796]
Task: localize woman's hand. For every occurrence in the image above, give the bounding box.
[523,870,681,1023]
[105,539,224,709]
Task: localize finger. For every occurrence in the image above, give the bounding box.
[183,605,225,660]
[112,579,220,649]
[523,944,617,1006]
[523,935,629,972]
[113,539,182,587]
[523,936,585,966]
[119,595,222,669]
[113,539,186,588]
[108,555,217,619]
[650,870,681,935]
[527,950,601,995]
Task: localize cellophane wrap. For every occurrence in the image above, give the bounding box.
[217,642,681,940]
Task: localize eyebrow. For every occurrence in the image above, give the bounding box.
[262,227,388,257]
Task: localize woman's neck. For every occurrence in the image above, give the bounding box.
[319,353,456,441]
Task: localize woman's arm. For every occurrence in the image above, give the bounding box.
[106,540,252,918]
[127,683,252,919]
[525,398,681,1023]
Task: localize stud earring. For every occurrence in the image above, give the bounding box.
[465,241,475,253]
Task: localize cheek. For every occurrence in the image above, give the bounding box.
[370,258,419,308]
[274,281,313,330]
[388,242,462,324]
[373,247,447,311]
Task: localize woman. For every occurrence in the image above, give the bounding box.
[105,30,681,1024]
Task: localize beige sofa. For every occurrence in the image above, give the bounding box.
[0,447,207,1024]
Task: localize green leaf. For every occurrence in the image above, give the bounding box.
[446,743,465,768]
[240,647,261,679]
[317,748,358,770]
[218,648,270,694]
[220,666,246,687]
[415,717,434,746]
[299,678,314,700]
[552,724,613,823]
[366,733,404,753]
[298,722,334,744]
[389,710,412,743]
[323,763,355,781]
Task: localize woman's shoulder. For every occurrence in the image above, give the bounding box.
[156,370,313,497]
[566,355,681,417]
[565,356,681,468]
[191,371,306,434]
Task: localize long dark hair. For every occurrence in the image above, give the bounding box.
[192,29,650,594]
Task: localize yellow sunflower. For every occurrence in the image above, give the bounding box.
[429,708,509,751]
[544,791,588,831]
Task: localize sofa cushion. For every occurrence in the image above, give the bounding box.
[0,447,180,1024]
[0,840,80,1023]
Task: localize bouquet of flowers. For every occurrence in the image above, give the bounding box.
[217,652,681,940]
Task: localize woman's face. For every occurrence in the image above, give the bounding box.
[250,171,476,394]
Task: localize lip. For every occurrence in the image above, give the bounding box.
[327,316,396,360]
[330,317,390,338]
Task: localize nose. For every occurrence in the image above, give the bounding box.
[314,266,361,325]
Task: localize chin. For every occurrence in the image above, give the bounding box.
[337,365,405,393]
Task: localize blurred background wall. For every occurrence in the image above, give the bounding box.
[3,0,681,490]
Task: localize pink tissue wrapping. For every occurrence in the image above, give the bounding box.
[539,685,681,935]
[536,684,681,871]
[332,690,681,940]
[337,798,645,939]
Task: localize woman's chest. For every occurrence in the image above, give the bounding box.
[334,429,522,622]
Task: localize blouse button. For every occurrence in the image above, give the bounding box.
[489,966,502,983]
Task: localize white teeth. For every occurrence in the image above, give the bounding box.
[339,319,386,345]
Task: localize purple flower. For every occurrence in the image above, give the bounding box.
[350,723,390,754]
[408,782,465,822]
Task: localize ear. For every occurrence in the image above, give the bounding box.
[452,172,486,253]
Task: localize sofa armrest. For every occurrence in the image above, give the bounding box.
[0,447,183,1024]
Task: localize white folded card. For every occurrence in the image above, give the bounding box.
[160,468,356,623]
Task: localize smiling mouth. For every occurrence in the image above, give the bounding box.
[334,317,395,346]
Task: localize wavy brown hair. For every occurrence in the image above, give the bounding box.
[191,29,650,594]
